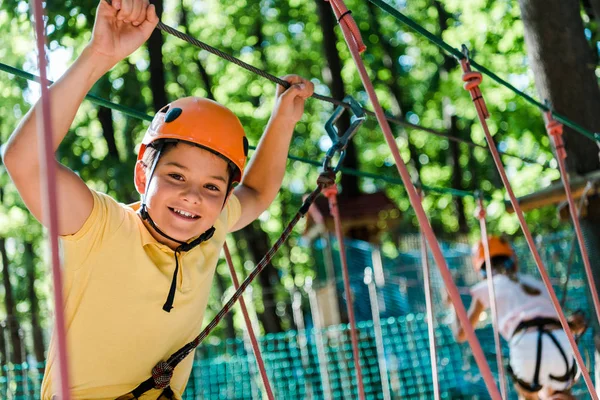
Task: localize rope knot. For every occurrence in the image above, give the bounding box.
[475,207,486,220]
[322,185,338,199]
[546,119,563,138]
[151,361,174,389]
[317,170,336,189]
[544,111,566,160]
[459,58,490,119]
[326,0,366,53]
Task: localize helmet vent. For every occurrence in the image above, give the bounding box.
[165,107,183,123]
[243,136,249,156]
[159,105,170,113]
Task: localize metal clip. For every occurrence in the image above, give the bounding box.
[322,95,366,172]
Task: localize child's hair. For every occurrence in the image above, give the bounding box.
[488,255,541,296]
[142,141,238,186]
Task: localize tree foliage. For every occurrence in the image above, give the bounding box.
[0,0,598,362]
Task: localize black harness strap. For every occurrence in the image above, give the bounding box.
[507,317,578,393]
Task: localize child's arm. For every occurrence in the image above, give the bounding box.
[231,75,314,231]
[451,298,485,343]
[2,0,157,235]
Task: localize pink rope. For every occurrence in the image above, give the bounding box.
[323,1,501,397]
[222,243,274,400]
[419,218,440,400]
[459,56,597,398]
[544,112,600,326]
[31,1,71,399]
[476,200,507,399]
[322,185,366,400]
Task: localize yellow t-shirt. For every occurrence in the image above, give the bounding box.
[41,190,241,400]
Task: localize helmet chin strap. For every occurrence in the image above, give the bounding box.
[138,141,216,312]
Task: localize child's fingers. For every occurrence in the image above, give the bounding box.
[140,4,159,32]
[299,80,314,98]
[117,0,132,20]
[132,0,149,26]
[128,0,143,24]
[276,74,303,95]
[97,0,118,16]
[277,75,313,99]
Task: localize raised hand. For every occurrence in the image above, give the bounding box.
[88,0,159,68]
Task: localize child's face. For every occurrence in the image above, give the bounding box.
[136,142,230,247]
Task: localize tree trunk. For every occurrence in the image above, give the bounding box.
[518,0,600,174]
[315,0,360,198]
[98,106,119,160]
[0,321,6,381]
[147,0,168,110]
[24,242,45,368]
[435,0,469,233]
[0,238,23,364]
[365,0,422,178]
[178,0,215,101]
[240,221,283,334]
[518,0,600,364]
[93,76,120,160]
[448,116,469,233]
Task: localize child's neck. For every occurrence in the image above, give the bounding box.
[140,216,186,251]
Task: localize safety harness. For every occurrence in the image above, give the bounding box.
[507,317,578,393]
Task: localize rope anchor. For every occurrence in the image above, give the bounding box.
[322,95,366,172]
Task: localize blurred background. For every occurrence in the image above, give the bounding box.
[1,0,600,398]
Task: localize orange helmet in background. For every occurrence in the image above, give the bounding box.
[138,97,248,183]
[471,235,516,273]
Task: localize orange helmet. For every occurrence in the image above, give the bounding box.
[471,235,516,273]
[138,97,248,183]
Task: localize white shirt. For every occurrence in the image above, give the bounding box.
[470,274,559,340]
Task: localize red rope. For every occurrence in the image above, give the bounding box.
[31,1,71,399]
[323,1,501,397]
[322,184,366,400]
[460,55,598,398]
[222,243,275,400]
[325,0,366,54]
[544,112,600,326]
[476,199,507,400]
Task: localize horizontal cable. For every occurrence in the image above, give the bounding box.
[155,21,551,168]
[0,62,486,199]
[367,0,600,143]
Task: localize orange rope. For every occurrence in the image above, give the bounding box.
[31,1,71,398]
[324,2,501,397]
[322,183,366,400]
[544,109,600,338]
[460,49,597,398]
[223,243,275,400]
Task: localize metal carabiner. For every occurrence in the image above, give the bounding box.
[323,95,366,172]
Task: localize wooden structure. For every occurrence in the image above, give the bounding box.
[505,170,600,219]
[303,190,402,243]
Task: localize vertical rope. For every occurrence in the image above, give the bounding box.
[31,1,71,399]
[544,112,600,326]
[222,243,274,400]
[322,185,365,400]
[419,228,440,400]
[560,183,593,308]
[459,54,597,398]
[476,199,507,399]
[324,2,501,397]
[364,268,392,400]
[305,279,333,400]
